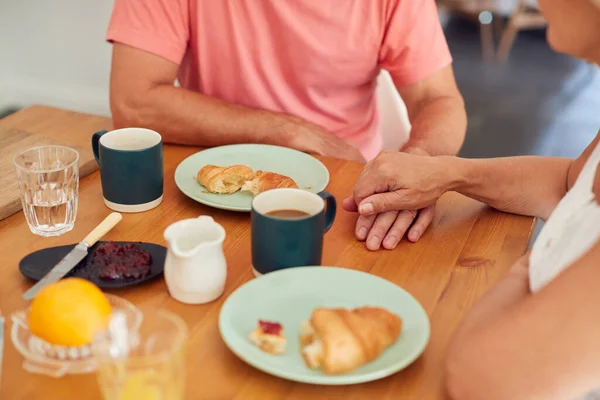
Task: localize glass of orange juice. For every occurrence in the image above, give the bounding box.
[92,309,188,400]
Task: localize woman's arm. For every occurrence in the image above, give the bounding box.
[350,153,572,220]
[452,133,600,220]
[449,156,572,220]
[445,238,600,400]
[445,252,531,338]
[350,132,600,221]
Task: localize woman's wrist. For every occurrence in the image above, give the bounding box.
[435,155,472,193]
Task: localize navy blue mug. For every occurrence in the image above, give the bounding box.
[251,188,336,276]
[92,128,163,213]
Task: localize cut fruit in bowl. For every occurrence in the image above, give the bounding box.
[11,294,141,377]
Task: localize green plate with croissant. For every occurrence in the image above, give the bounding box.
[174,144,330,212]
[219,267,430,385]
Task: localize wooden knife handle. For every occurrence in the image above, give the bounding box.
[82,213,123,246]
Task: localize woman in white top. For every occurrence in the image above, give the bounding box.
[345,0,600,398]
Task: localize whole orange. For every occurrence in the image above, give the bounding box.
[28,277,112,346]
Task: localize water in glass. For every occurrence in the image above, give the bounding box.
[13,146,79,237]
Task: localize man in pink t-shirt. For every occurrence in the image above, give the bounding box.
[107,0,466,250]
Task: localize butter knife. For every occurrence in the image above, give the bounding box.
[22,212,123,300]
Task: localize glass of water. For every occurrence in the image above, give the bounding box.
[13,146,79,237]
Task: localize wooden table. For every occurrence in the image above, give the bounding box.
[0,105,112,220]
[0,106,534,400]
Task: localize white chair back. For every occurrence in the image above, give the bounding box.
[376,70,412,151]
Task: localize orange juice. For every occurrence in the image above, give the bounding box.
[93,310,188,400]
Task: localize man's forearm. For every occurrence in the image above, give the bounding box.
[401,96,467,156]
[441,156,572,220]
[112,84,302,147]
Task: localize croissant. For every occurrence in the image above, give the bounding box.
[241,170,298,195]
[299,307,402,375]
[197,164,255,194]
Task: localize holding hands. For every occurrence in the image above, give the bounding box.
[343,151,453,250]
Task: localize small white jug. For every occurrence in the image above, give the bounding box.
[163,216,227,304]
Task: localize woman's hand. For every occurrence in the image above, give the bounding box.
[350,151,454,213]
[343,151,456,249]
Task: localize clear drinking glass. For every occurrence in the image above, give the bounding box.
[13,146,79,237]
[92,310,188,400]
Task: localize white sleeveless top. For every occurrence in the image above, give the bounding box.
[528,139,600,400]
[529,140,600,292]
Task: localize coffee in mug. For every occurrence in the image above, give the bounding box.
[265,209,311,219]
[251,188,336,276]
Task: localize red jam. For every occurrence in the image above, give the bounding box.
[93,242,152,281]
[259,320,283,336]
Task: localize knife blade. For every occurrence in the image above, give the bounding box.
[22,212,122,300]
[22,243,89,300]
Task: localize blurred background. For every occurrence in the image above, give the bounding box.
[1,0,599,161]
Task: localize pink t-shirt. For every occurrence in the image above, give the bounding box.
[107,0,452,160]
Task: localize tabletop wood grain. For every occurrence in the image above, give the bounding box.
[0,106,535,400]
[0,105,111,221]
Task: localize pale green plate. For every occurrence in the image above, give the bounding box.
[174,144,330,212]
[219,267,430,385]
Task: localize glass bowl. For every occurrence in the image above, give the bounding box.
[10,294,141,377]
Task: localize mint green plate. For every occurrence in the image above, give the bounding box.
[219,267,430,385]
[174,144,330,212]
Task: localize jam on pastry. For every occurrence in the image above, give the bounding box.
[249,320,286,355]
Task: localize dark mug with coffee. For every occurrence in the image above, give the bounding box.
[251,188,336,276]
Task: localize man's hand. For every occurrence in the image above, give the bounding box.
[286,118,365,162]
[342,202,437,250]
[342,150,454,250]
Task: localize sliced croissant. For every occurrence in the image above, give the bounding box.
[299,307,402,375]
[197,164,255,194]
[241,171,298,196]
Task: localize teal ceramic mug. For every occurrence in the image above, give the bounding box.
[251,188,336,276]
[92,128,163,212]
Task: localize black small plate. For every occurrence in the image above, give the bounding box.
[19,241,166,289]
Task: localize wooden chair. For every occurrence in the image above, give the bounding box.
[496,0,547,62]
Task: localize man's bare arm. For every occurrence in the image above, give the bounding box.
[395,64,467,156]
[109,43,364,160]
